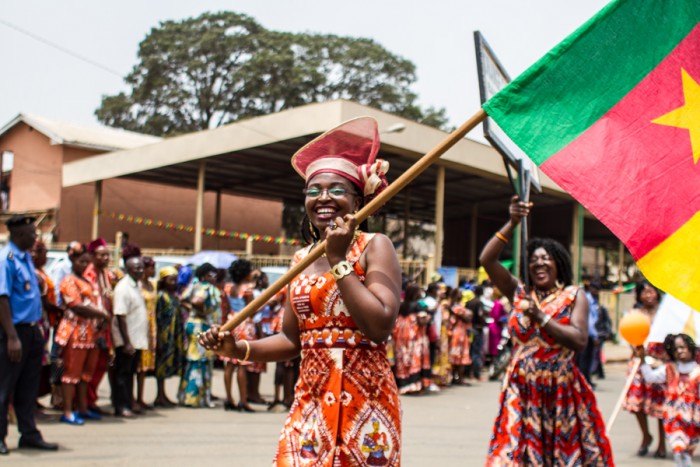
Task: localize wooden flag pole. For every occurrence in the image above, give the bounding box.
[606,356,641,435]
[220,109,487,333]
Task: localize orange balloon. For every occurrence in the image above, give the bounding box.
[619,311,651,346]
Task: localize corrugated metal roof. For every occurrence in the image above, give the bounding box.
[0,113,161,151]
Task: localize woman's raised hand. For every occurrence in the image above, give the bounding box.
[325,214,358,264]
[198,325,239,358]
[508,195,533,225]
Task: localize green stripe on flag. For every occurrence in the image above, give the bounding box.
[483,0,700,165]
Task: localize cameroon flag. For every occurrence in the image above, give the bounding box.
[483,0,700,310]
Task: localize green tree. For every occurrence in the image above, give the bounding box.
[96,11,449,136]
[96,12,263,135]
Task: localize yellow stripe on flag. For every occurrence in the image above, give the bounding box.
[637,211,700,310]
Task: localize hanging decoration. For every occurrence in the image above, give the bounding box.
[101,211,300,245]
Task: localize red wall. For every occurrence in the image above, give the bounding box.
[0,123,62,211]
[0,121,283,253]
[60,179,283,253]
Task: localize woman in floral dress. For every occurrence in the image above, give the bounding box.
[393,282,431,394]
[154,266,185,407]
[446,287,472,385]
[178,263,221,408]
[200,117,403,465]
[222,259,258,412]
[480,195,613,466]
[56,247,110,425]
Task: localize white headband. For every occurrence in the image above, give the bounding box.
[305,157,358,182]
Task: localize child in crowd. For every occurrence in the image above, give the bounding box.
[640,334,700,467]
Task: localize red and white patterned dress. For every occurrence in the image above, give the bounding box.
[486,285,614,466]
[642,361,700,455]
[621,310,666,419]
[392,305,431,394]
[448,303,472,367]
[274,233,401,466]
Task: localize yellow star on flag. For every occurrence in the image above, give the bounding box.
[652,68,700,164]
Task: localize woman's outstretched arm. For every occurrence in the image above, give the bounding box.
[479,195,531,302]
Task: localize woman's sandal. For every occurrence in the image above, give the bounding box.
[653,450,666,459]
[238,402,255,413]
[637,436,652,456]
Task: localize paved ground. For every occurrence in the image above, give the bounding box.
[3,354,686,466]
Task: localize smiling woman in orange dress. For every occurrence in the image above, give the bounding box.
[200,117,403,466]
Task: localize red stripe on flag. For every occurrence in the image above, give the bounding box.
[541,24,700,260]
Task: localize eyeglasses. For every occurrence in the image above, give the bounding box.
[303,187,357,199]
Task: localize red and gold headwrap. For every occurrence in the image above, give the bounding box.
[291,117,389,198]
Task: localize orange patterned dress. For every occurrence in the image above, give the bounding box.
[274,233,401,466]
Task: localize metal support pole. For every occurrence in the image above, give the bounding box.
[214,189,222,250]
[572,203,584,284]
[615,240,625,336]
[402,191,411,260]
[434,166,445,269]
[512,170,522,277]
[194,160,206,253]
[91,180,102,240]
[469,203,478,269]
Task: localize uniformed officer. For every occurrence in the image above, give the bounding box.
[0,215,58,454]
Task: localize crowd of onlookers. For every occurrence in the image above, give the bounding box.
[389,276,615,395]
[390,276,511,395]
[30,237,299,425]
[15,233,619,419]
[0,216,619,457]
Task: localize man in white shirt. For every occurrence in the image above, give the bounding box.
[111,257,147,417]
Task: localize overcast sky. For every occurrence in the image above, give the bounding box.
[0,0,609,132]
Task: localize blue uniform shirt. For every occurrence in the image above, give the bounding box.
[0,241,42,324]
[585,291,599,341]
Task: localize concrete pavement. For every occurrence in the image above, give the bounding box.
[3,361,684,466]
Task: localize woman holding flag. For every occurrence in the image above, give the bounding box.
[199,117,403,466]
[479,195,613,466]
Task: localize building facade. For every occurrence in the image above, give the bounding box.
[0,114,283,253]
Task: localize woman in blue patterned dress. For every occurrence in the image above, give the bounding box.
[154,266,185,407]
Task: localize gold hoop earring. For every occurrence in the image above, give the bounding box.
[308,220,319,241]
[555,280,564,289]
